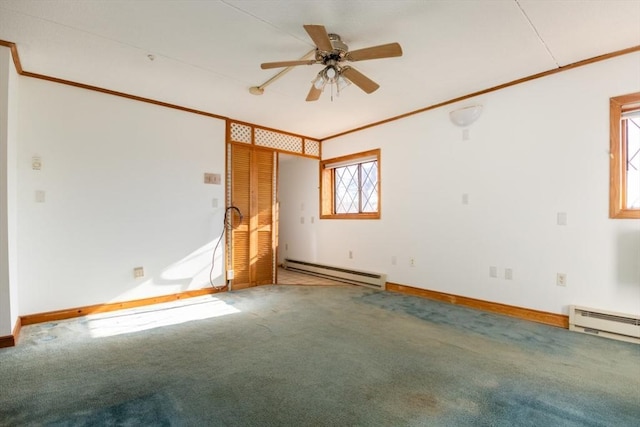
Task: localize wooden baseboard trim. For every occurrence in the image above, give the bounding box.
[0,334,15,349]
[20,287,224,326]
[386,282,568,328]
[12,316,22,344]
[0,317,22,349]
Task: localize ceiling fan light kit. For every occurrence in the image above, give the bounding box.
[259,24,403,101]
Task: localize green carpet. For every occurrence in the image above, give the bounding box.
[1,285,638,426]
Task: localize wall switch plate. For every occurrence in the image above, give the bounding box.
[32,156,42,170]
[462,193,469,205]
[133,266,144,279]
[227,270,235,280]
[410,258,415,267]
[204,173,222,185]
[489,266,497,278]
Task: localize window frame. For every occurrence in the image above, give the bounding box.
[610,92,640,219]
[320,149,381,220]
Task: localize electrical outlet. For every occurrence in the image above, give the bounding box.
[133,266,144,279]
[32,156,42,170]
[557,273,567,287]
[505,268,513,280]
[557,212,567,226]
[410,258,415,267]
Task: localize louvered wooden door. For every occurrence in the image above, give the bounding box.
[229,143,276,288]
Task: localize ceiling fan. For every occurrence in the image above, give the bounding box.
[260,24,403,101]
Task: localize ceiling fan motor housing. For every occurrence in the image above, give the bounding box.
[328,33,348,53]
[315,33,349,63]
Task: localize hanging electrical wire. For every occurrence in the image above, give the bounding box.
[209,206,243,290]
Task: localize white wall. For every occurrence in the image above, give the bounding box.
[0,46,19,335]
[278,154,319,265]
[17,77,226,314]
[315,52,640,316]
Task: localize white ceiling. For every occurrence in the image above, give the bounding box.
[1,0,639,139]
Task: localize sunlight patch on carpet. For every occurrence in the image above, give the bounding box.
[87,297,240,338]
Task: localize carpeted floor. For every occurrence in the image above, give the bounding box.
[1,283,638,426]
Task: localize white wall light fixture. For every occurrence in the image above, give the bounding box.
[449,105,483,127]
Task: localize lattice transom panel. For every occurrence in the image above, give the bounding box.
[304,139,320,156]
[230,123,252,144]
[255,128,303,153]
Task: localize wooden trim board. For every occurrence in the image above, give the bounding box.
[0,334,15,349]
[20,287,222,326]
[386,282,568,328]
[0,317,22,349]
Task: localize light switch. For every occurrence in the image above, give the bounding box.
[204,173,222,185]
[133,266,144,279]
[32,156,42,170]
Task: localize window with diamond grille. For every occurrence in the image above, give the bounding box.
[610,92,640,219]
[320,149,380,219]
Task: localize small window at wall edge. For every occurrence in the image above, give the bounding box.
[610,92,640,219]
[320,149,381,220]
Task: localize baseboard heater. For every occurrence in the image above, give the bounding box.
[283,259,386,290]
[569,305,640,344]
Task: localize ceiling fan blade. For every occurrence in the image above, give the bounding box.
[347,43,403,61]
[306,84,322,102]
[261,59,317,69]
[341,67,380,94]
[303,24,333,52]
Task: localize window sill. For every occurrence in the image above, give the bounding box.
[320,213,380,220]
[609,208,640,219]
